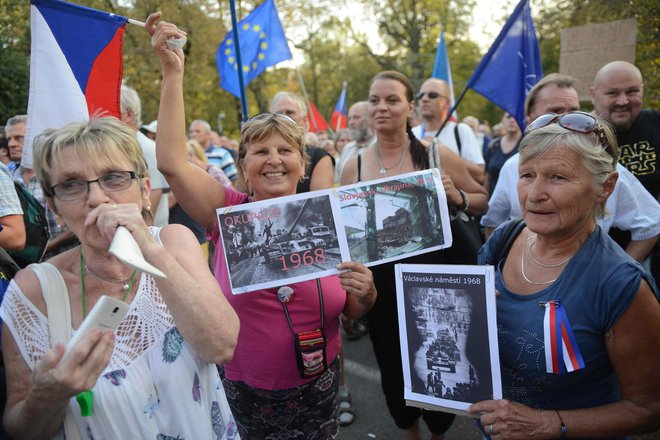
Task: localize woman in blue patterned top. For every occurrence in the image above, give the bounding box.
[471,112,660,439]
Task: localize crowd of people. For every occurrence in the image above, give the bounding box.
[0,10,658,440]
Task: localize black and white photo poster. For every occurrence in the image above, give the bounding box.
[218,192,349,293]
[217,170,452,293]
[395,264,501,414]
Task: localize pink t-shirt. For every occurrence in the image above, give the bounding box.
[211,187,344,390]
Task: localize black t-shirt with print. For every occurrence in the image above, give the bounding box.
[616,109,660,199]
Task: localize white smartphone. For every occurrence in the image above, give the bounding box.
[67,295,130,351]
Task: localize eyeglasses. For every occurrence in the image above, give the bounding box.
[248,112,297,125]
[47,171,139,201]
[416,91,446,100]
[525,111,615,161]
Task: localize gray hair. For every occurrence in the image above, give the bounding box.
[120,85,142,127]
[5,115,27,129]
[270,92,308,117]
[190,119,212,132]
[519,120,618,218]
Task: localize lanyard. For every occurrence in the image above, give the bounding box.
[280,279,325,334]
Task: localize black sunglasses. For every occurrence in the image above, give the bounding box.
[416,91,446,100]
[525,111,616,161]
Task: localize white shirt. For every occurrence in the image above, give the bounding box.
[137,131,169,227]
[481,153,660,241]
[412,121,485,165]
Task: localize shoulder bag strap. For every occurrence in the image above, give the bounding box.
[454,124,462,154]
[30,263,83,440]
[494,218,526,265]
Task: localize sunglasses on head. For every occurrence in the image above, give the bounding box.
[416,91,445,100]
[525,111,615,161]
[248,112,297,125]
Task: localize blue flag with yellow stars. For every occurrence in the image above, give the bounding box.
[216,0,291,98]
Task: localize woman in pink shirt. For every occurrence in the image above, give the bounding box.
[148,14,376,439]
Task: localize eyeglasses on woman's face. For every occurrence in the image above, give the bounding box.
[47,171,139,201]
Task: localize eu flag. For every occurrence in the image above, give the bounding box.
[216,0,291,98]
[466,0,542,130]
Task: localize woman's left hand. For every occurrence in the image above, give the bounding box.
[468,399,555,439]
[337,261,376,307]
[84,202,158,254]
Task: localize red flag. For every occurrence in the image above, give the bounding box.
[307,101,328,133]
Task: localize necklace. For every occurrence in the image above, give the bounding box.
[79,250,137,318]
[375,141,409,176]
[526,235,573,268]
[520,237,558,285]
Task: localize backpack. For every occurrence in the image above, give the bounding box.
[7,182,49,268]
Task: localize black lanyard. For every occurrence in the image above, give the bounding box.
[280,278,325,334]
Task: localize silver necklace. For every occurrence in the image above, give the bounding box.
[526,235,573,268]
[84,262,134,291]
[521,236,557,285]
[375,141,409,176]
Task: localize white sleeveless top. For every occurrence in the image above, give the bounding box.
[0,227,239,439]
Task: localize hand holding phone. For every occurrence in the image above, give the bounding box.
[67,295,129,352]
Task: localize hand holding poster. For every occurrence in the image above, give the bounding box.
[217,169,452,293]
[395,264,501,414]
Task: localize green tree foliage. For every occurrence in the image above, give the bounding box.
[0,0,31,123]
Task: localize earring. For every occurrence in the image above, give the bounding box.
[146,206,152,212]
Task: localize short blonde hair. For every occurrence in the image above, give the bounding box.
[33,117,149,196]
[519,119,618,218]
[238,114,308,184]
[186,139,208,163]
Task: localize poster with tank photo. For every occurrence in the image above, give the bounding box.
[335,169,452,267]
[395,263,501,415]
[217,192,349,293]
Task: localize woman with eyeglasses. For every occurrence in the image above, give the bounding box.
[0,117,240,439]
[148,14,376,439]
[471,113,660,438]
[340,70,488,440]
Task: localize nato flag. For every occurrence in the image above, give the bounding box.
[466,0,542,130]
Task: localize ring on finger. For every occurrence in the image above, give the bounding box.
[111,204,117,209]
[488,423,494,434]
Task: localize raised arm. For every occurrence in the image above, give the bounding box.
[147,13,226,231]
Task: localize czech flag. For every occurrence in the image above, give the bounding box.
[307,101,328,133]
[330,82,348,131]
[23,0,127,168]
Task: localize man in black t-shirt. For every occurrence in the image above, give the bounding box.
[591,60,660,282]
[591,61,659,200]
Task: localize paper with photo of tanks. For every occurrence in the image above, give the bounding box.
[216,169,451,293]
[395,264,502,415]
[217,191,350,293]
[337,169,452,267]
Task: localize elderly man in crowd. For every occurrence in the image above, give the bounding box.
[334,101,375,183]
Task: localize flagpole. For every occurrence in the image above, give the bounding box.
[434,0,529,137]
[229,0,249,122]
[295,66,317,132]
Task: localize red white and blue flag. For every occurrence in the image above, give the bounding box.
[330,82,348,131]
[24,0,127,168]
[543,300,585,375]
